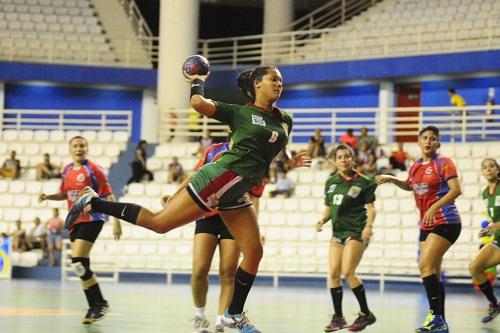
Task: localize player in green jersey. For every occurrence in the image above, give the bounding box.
[65,64,311,333]
[316,144,377,332]
[469,158,500,324]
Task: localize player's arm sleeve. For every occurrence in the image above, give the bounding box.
[364,181,377,204]
[440,158,458,181]
[212,101,236,127]
[94,166,113,197]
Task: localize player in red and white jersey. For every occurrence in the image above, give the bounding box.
[376,126,462,332]
[39,136,122,325]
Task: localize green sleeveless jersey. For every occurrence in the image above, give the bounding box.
[212,102,292,185]
[482,180,500,244]
[324,172,377,239]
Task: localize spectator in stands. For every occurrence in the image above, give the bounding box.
[376,126,461,332]
[388,142,411,172]
[126,140,154,185]
[316,144,377,332]
[468,158,500,324]
[192,130,214,157]
[486,93,495,123]
[357,127,378,153]
[167,156,186,183]
[167,109,177,142]
[0,150,21,179]
[269,172,294,198]
[11,219,28,252]
[64,65,312,333]
[27,217,47,259]
[46,208,64,267]
[39,135,122,324]
[36,153,61,181]
[307,127,326,158]
[360,151,378,177]
[188,110,203,142]
[269,148,291,183]
[448,88,467,141]
[339,128,357,150]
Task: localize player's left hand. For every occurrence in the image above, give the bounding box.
[113,219,122,241]
[362,225,373,242]
[288,152,312,169]
[422,205,437,226]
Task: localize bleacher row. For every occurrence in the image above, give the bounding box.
[0,0,114,63]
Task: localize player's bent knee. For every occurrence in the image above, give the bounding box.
[71,257,93,281]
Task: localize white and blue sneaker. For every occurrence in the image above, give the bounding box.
[222,309,261,333]
[65,186,97,229]
[191,315,210,333]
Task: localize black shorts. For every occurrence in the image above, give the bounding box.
[195,215,234,240]
[69,221,104,243]
[419,223,461,244]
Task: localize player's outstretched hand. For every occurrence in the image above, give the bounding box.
[288,152,312,169]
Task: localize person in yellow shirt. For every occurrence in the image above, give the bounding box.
[448,88,467,142]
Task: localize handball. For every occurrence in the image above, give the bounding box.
[182,55,210,81]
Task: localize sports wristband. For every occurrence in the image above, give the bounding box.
[190,78,205,98]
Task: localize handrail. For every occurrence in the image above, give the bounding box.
[159,105,500,143]
[118,0,153,38]
[286,0,380,31]
[1,109,133,132]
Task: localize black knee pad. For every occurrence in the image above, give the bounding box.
[71,257,93,281]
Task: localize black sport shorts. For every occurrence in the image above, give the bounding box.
[419,223,461,244]
[70,221,104,243]
[195,215,234,240]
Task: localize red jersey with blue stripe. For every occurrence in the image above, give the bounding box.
[60,160,112,228]
[407,154,461,230]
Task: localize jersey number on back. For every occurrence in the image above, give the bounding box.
[268,131,279,143]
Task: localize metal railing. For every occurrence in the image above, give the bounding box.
[118,0,153,39]
[198,17,500,67]
[160,105,500,144]
[1,109,133,132]
[286,0,381,31]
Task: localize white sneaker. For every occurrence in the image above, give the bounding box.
[192,316,210,333]
[64,186,97,229]
[213,324,224,333]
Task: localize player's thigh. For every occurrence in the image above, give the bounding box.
[471,243,500,270]
[219,206,261,257]
[341,239,365,275]
[192,233,219,273]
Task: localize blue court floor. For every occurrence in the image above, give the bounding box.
[0,279,498,333]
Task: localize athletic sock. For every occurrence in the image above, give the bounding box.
[91,198,141,224]
[438,281,445,319]
[228,267,255,315]
[83,289,93,307]
[87,283,105,304]
[422,274,441,315]
[330,287,343,317]
[352,284,370,315]
[215,315,223,325]
[479,280,498,306]
[195,306,205,319]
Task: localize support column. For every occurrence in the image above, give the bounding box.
[378,82,394,145]
[263,0,294,34]
[141,89,158,143]
[156,0,199,142]
[0,82,5,131]
[262,0,294,64]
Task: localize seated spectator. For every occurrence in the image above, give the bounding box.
[127,140,154,185]
[307,128,326,158]
[36,153,61,181]
[167,156,186,183]
[269,172,295,198]
[360,152,378,177]
[357,127,378,152]
[339,128,357,149]
[269,148,290,183]
[192,130,213,157]
[0,150,21,179]
[46,208,63,267]
[357,142,370,165]
[10,220,28,252]
[389,142,412,172]
[27,217,47,258]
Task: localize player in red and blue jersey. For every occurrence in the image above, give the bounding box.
[377,126,462,333]
[39,136,122,325]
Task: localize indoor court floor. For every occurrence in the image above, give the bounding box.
[0,279,498,333]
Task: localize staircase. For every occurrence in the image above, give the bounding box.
[89,0,152,68]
